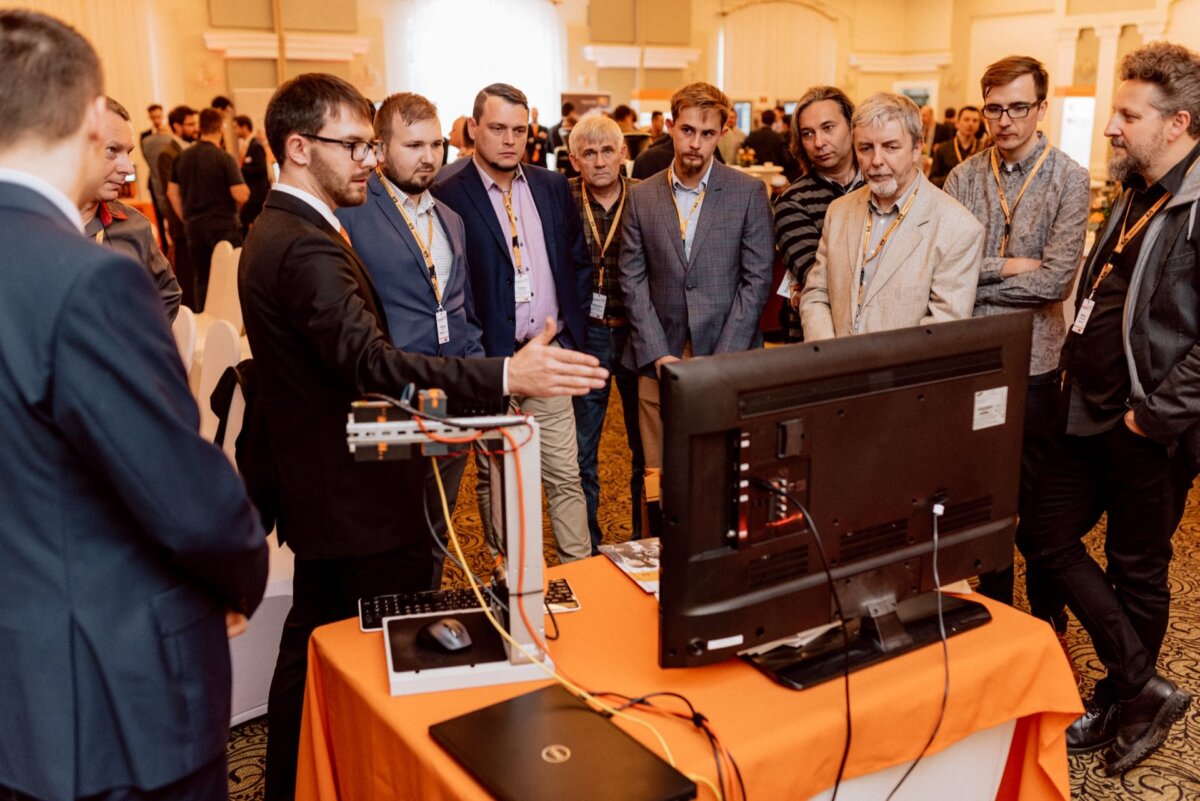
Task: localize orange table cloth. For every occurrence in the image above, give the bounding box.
[296,557,1082,801]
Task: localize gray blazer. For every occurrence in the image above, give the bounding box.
[618,160,774,374]
[801,172,983,340]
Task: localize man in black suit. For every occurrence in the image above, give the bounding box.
[0,10,268,801]
[241,73,606,801]
[234,114,270,232]
[432,82,594,564]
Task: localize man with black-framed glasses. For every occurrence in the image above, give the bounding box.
[240,73,607,801]
[944,56,1089,619]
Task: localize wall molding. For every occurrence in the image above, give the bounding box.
[582,44,701,70]
[848,52,953,74]
[204,31,370,62]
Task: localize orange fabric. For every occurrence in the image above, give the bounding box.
[296,557,1082,801]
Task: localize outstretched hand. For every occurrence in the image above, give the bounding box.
[507,317,608,397]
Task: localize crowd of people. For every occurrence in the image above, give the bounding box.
[3,7,1200,800]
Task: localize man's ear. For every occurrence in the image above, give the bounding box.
[284,132,311,167]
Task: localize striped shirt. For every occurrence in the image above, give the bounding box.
[569,175,637,322]
[774,169,863,340]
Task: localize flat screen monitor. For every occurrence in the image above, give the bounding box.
[658,314,1031,687]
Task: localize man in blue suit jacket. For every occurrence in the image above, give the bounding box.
[337,92,484,587]
[433,83,595,561]
[0,11,268,801]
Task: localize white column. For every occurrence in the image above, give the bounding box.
[1091,24,1122,179]
[1049,28,1079,152]
[1137,22,1166,43]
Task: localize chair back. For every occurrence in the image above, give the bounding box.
[196,319,240,441]
[205,241,243,334]
[171,305,197,372]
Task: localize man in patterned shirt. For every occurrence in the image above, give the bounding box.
[944,56,1090,613]
[567,115,644,550]
[775,86,863,341]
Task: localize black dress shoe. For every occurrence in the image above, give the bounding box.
[1103,675,1192,775]
[1066,697,1118,754]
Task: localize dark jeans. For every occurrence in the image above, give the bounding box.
[977,370,1059,608]
[1019,423,1195,695]
[572,322,644,550]
[186,222,242,313]
[1,756,226,801]
[265,544,431,801]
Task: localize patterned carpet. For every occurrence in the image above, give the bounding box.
[227,390,1200,800]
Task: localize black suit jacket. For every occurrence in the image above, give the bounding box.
[0,181,267,800]
[238,189,505,559]
[432,161,592,356]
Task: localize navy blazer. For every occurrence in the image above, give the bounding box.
[336,173,484,358]
[0,182,268,800]
[432,160,592,356]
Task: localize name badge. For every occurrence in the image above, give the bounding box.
[435,307,450,344]
[1071,298,1095,335]
[590,292,607,320]
[514,272,533,303]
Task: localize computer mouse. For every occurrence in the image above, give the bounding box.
[417,617,473,653]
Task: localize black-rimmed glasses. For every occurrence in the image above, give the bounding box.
[300,133,384,162]
[981,103,1037,121]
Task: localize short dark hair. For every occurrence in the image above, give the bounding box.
[0,10,103,149]
[789,85,855,168]
[944,106,956,118]
[958,105,981,118]
[234,114,252,130]
[760,108,776,126]
[375,92,438,143]
[1120,42,1200,138]
[981,56,1049,103]
[167,104,196,130]
[612,104,635,122]
[561,101,575,117]
[473,83,528,122]
[265,72,373,164]
[147,103,163,114]
[106,97,130,122]
[651,110,663,120]
[198,108,223,135]
[211,95,233,110]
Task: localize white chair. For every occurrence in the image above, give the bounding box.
[195,319,239,442]
[171,305,196,373]
[194,241,243,352]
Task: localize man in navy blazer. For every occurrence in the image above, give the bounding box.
[433,83,595,562]
[337,92,484,587]
[0,11,268,801]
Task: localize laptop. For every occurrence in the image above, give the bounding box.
[430,684,697,801]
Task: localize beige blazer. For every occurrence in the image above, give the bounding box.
[800,172,983,340]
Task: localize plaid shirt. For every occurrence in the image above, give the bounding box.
[569,175,637,322]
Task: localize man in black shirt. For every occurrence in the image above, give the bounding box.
[742,108,787,166]
[1021,42,1200,775]
[235,115,270,232]
[168,107,248,311]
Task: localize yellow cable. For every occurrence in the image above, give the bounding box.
[432,454,718,793]
[689,773,724,800]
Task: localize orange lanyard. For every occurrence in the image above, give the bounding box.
[953,137,976,163]
[581,180,626,288]
[858,183,920,308]
[378,169,442,304]
[667,169,704,244]
[990,144,1051,257]
[500,188,523,271]
[1086,192,1172,297]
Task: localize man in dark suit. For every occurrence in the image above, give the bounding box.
[619,82,774,534]
[0,11,268,801]
[336,91,485,588]
[234,114,270,232]
[433,82,595,563]
[241,73,606,801]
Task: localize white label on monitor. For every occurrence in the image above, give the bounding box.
[708,634,745,651]
[973,386,1008,430]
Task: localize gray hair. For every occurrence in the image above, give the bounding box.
[852,92,922,149]
[568,115,622,154]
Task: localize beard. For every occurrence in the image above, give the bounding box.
[390,166,436,196]
[311,147,368,208]
[866,174,898,198]
[1108,131,1162,184]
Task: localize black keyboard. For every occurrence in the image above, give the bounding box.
[358,578,581,632]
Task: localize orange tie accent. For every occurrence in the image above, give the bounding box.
[338,226,352,245]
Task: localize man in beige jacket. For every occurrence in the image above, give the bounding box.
[801,92,983,339]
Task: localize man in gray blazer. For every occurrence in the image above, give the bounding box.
[801,92,983,339]
[619,82,774,534]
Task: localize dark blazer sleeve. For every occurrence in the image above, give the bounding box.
[714,181,774,354]
[51,255,267,614]
[277,228,506,400]
[618,186,671,369]
[559,175,594,346]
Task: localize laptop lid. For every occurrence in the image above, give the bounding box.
[430,683,697,801]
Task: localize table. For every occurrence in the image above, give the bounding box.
[296,557,1082,801]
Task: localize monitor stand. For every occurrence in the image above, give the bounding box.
[742,593,991,691]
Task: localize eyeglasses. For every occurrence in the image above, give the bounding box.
[981,103,1038,121]
[300,133,384,162]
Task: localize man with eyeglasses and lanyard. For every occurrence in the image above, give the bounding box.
[566,114,645,549]
[336,92,484,590]
[1020,42,1200,775]
[81,96,182,322]
[240,74,607,801]
[800,92,982,339]
[943,57,1090,616]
